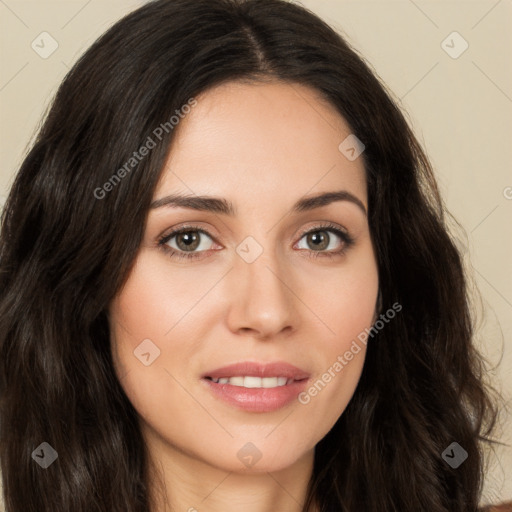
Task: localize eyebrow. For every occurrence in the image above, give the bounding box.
[150,190,367,217]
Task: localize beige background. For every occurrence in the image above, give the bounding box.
[0,0,511,508]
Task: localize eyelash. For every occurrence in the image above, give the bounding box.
[157,222,355,261]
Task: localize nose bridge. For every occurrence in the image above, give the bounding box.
[227,233,297,336]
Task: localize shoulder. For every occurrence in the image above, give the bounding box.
[480,503,512,512]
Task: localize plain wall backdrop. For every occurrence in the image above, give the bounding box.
[0,0,511,508]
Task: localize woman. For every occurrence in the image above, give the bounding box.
[0,0,507,510]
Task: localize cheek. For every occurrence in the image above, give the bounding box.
[108,252,197,414]
[303,242,379,343]
[295,247,378,432]
[108,255,206,440]
[109,249,212,364]
[295,325,369,444]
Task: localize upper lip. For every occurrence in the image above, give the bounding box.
[202,361,310,380]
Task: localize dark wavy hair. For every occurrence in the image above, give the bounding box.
[0,0,504,510]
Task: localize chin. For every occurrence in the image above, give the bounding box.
[206,438,313,475]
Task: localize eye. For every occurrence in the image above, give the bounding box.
[295,223,355,259]
[157,225,217,260]
[157,222,355,261]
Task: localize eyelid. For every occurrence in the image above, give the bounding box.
[158,223,219,245]
[295,221,350,240]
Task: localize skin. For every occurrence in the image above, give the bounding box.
[109,80,379,512]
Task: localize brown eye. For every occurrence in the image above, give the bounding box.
[158,227,216,260]
[294,223,355,259]
[297,228,346,253]
[304,231,330,251]
[174,231,202,252]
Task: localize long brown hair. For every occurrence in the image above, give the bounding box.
[0,0,503,510]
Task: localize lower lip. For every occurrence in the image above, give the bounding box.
[202,378,309,412]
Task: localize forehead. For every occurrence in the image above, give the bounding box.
[155,80,367,209]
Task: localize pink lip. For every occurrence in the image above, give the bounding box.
[202,361,310,380]
[201,361,310,413]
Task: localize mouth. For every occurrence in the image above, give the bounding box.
[201,361,310,412]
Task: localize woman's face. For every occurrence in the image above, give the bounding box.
[109,80,379,474]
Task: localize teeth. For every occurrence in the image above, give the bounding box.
[245,376,262,388]
[209,376,292,388]
[228,376,244,386]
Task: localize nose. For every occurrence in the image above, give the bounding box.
[225,247,300,340]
